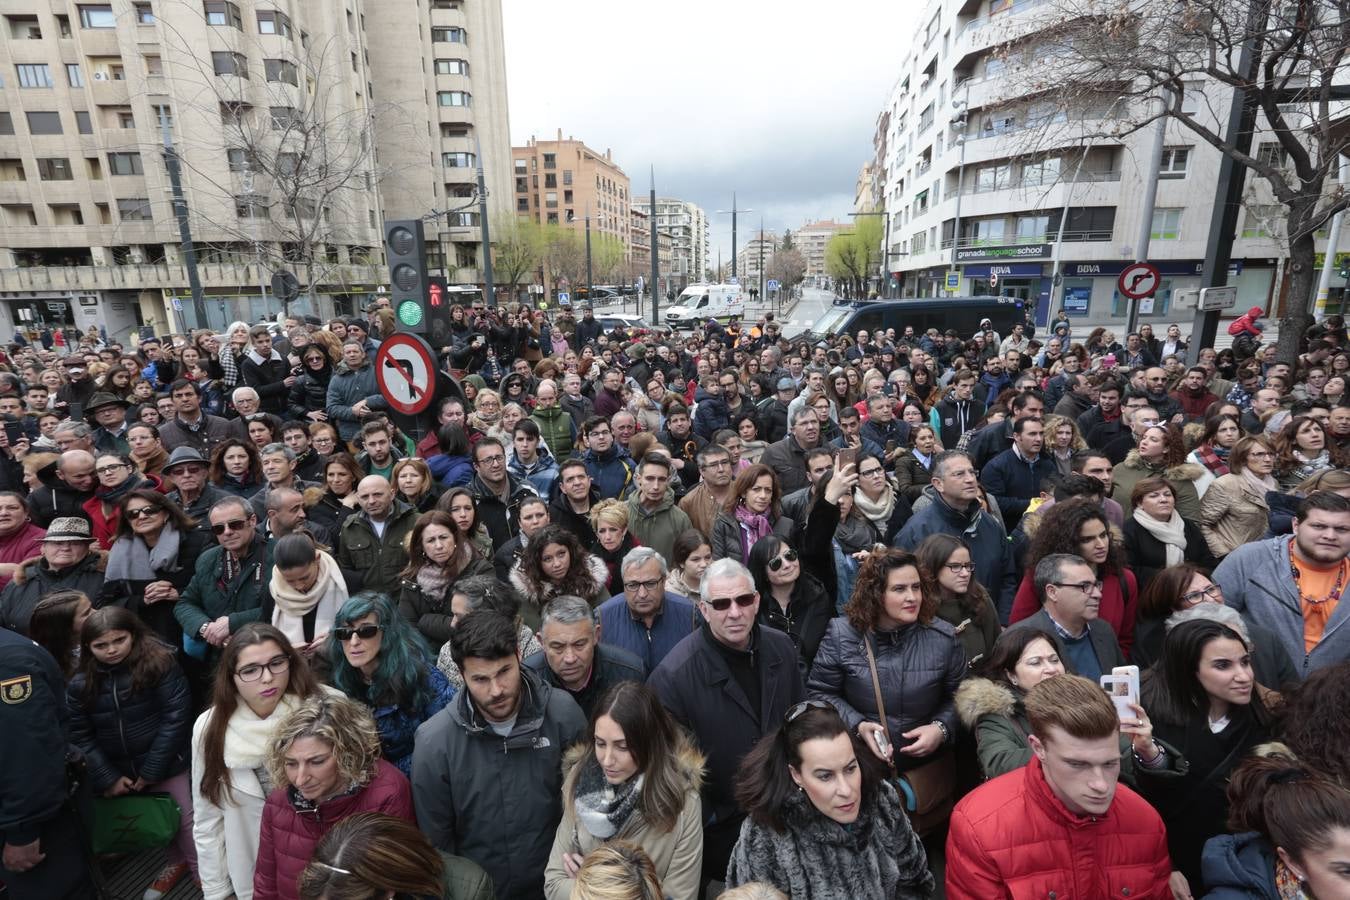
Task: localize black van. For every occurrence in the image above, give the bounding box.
[801,296,1026,342]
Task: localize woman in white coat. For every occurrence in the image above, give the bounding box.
[190,623,333,900]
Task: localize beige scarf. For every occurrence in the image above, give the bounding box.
[853,480,898,527]
[1132,508,1187,566]
[268,551,347,646]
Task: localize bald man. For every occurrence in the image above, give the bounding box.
[334,474,417,594]
[29,450,96,528]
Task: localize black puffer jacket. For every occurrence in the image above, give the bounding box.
[65,654,193,792]
[756,571,833,668]
[0,552,107,634]
[397,554,494,648]
[287,366,333,420]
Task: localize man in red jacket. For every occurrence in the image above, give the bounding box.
[946,674,1172,899]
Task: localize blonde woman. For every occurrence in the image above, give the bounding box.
[253,695,414,900]
[1042,414,1087,477]
[391,457,442,513]
[468,389,503,434]
[591,498,637,596]
[570,841,665,900]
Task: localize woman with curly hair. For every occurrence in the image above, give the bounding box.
[807,548,965,774]
[510,523,610,629]
[711,463,794,565]
[1274,415,1347,491]
[253,694,414,900]
[1111,422,1205,520]
[1007,498,1140,657]
[1041,414,1086,478]
[209,438,263,497]
[1274,662,1350,785]
[915,533,1001,670]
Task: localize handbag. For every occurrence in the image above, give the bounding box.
[91,792,181,854]
[862,634,957,837]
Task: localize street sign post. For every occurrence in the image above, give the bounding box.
[271,269,300,302]
[1117,262,1161,300]
[945,272,960,291]
[766,279,780,292]
[374,332,436,416]
[1198,285,1239,311]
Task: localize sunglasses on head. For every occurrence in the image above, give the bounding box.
[333,623,382,642]
[704,593,756,612]
[768,549,798,572]
[785,699,833,724]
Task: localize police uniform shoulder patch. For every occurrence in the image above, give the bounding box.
[1,674,33,704]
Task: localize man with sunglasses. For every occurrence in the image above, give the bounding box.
[1009,553,1124,682]
[648,557,805,889]
[174,497,273,663]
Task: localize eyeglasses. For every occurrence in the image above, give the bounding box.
[96,463,129,474]
[701,459,731,470]
[235,655,290,682]
[785,699,833,723]
[625,577,663,595]
[1181,584,1223,607]
[211,518,252,535]
[703,592,757,612]
[768,549,798,572]
[124,506,162,520]
[476,455,506,466]
[857,466,885,478]
[945,562,977,574]
[1053,580,1103,594]
[333,623,382,642]
[1247,450,1274,460]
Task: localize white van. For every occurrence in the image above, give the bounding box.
[665,283,746,328]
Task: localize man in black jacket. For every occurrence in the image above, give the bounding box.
[549,459,599,550]
[648,558,805,888]
[933,370,981,451]
[573,305,603,348]
[0,517,105,634]
[966,391,1045,472]
[240,325,295,416]
[27,451,95,528]
[524,595,645,718]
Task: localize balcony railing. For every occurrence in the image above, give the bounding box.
[0,261,385,292]
[940,229,1112,249]
[959,0,1050,40]
[960,170,1121,195]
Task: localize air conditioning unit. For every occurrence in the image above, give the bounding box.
[93,71,108,81]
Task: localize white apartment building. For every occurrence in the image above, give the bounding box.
[0,0,388,342]
[736,229,776,293]
[631,196,708,288]
[873,0,1341,330]
[795,219,848,288]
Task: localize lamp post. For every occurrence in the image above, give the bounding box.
[716,193,753,279]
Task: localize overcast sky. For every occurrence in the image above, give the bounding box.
[503,0,922,270]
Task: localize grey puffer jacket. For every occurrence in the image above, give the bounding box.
[726,779,934,899]
[807,616,965,771]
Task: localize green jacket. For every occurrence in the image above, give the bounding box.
[335,500,418,596]
[954,676,1188,787]
[624,489,692,565]
[1111,450,1205,520]
[173,534,274,640]
[439,850,496,900]
[529,403,576,460]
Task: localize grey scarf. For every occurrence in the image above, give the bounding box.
[573,755,643,840]
[105,522,182,582]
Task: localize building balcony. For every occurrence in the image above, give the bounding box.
[90,77,130,105]
[0,261,385,293]
[954,0,1058,65]
[960,169,1121,196]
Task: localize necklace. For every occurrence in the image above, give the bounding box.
[1288,539,1348,605]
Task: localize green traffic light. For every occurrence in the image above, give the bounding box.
[398,300,423,326]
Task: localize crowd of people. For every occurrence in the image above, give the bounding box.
[0,298,1349,900]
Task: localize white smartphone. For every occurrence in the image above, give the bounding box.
[872,729,892,757]
[1100,665,1140,722]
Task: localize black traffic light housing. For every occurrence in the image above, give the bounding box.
[385,219,429,334]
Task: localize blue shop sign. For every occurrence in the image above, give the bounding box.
[962,263,1046,277]
[1063,260,1244,277]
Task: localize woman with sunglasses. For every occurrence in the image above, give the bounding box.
[807,549,965,778]
[326,593,452,777]
[84,452,168,549]
[103,488,211,648]
[286,344,334,425]
[726,701,933,899]
[748,535,832,669]
[850,452,913,546]
[543,683,705,900]
[253,694,414,900]
[511,524,610,629]
[191,623,331,900]
[915,533,1000,671]
[209,438,264,498]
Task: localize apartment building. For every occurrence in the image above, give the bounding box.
[795,219,848,288]
[513,131,630,253]
[365,0,511,287]
[0,0,386,341]
[629,205,673,295]
[735,229,777,294]
[631,196,708,288]
[871,0,1316,328]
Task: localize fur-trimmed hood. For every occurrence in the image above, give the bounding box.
[510,552,610,601]
[560,735,705,816]
[955,676,1020,730]
[1122,449,1206,483]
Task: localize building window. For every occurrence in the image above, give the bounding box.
[66,64,83,87]
[219,101,250,125]
[36,158,74,180]
[108,152,144,176]
[234,194,268,217]
[562,170,573,186]
[1158,147,1190,179]
[74,111,92,134]
[515,177,527,193]
[1150,208,1182,241]
[1240,205,1283,239]
[204,0,242,28]
[212,52,248,78]
[0,113,13,135]
[17,64,53,88]
[144,55,162,75]
[264,59,297,85]
[134,3,155,23]
[269,107,298,129]
[436,91,470,107]
[543,153,556,170]
[544,173,557,188]
[516,197,529,212]
[117,197,152,220]
[564,190,573,203]
[257,10,291,35]
[442,152,475,168]
[546,212,559,224]
[226,148,254,171]
[26,111,63,135]
[433,58,469,75]
[431,26,465,43]
[1255,141,1289,169]
[118,111,135,128]
[513,159,527,172]
[545,192,557,208]
[78,5,116,27]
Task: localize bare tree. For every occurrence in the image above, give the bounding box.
[543,226,586,294]
[998,0,1350,362]
[492,215,543,303]
[768,247,807,291]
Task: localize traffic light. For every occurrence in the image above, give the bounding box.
[384,219,429,334]
[424,276,454,350]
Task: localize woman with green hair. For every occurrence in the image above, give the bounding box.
[325,593,454,777]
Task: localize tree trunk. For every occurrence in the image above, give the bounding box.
[1276,229,1316,366]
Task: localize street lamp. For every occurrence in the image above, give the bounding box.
[716,193,753,279]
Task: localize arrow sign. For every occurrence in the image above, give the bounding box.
[374,332,437,415]
[1117,262,1161,300]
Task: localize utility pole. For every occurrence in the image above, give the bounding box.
[950,88,969,300]
[650,167,660,325]
[1126,93,1168,335]
[716,193,753,279]
[475,138,494,306]
[1314,155,1350,321]
[584,206,593,300]
[159,110,204,329]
